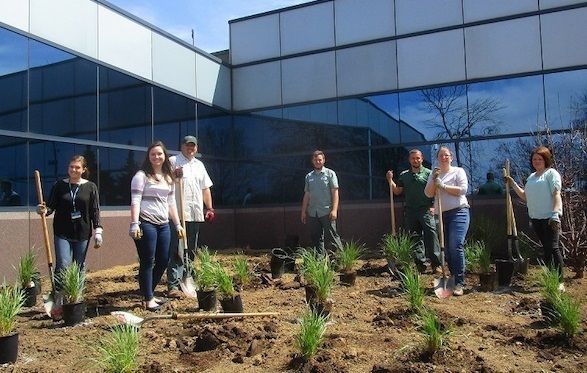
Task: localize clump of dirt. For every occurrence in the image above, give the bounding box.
[373,307,415,328]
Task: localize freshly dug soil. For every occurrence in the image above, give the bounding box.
[2,251,586,372]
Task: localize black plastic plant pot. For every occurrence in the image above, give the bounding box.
[310,301,331,318]
[270,248,287,279]
[495,259,514,287]
[62,302,86,326]
[284,248,296,273]
[0,332,19,363]
[23,285,38,307]
[479,272,497,292]
[540,300,557,324]
[197,290,217,311]
[339,271,357,286]
[305,285,318,304]
[220,294,244,313]
[515,258,529,275]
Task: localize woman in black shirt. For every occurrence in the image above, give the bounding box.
[37,155,102,287]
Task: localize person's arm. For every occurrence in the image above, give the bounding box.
[203,188,213,210]
[386,171,403,195]
[129,173,144,239]
[504,175,526,201]
[424,170,437,198]
[301,191,309,224]
[330,188,339,221]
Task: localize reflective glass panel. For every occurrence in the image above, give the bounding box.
[345,94,401,144]
[0,136,27,207]
[0,28,27,132]
[544,69,587,130]
[196,104,233,158]
[153,87,196,152]
[98,147,145,206]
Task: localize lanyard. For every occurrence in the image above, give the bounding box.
[69,183,80,212]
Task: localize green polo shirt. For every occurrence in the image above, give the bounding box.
[397,167,434,210]
[478,181,503,195]
[304,167,339,218]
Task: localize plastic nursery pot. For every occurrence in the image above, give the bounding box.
[62,302,86,327]
[284,248,296,273]
[305,285,318,304]
[0,332,19,364]
[23,285,39,307]
[219,294,244,313]
[339,271,357,286]
[495,259,514,287]
[310,300,331,318]
[478,272,498,292]
[539,300,557,324]
[514,258,529,275]
[197,290,217,311]
[270,248,287,279]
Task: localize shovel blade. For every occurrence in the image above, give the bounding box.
[43,293,63,320]
[111,311,144,328]
[180,276,197,298]
[433,277,455,299]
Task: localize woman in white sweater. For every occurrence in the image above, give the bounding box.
[129,141,184,311]
[424,146,470,296]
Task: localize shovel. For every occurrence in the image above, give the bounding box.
[177,178,197,298]
[34,170,62,319]
[503,161,515,263]
[388,178,396,236]
[111,310,279,328]
[433,190,454,298]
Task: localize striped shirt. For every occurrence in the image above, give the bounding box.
[131,171,176,225]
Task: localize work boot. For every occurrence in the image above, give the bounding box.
[167,289,183,299]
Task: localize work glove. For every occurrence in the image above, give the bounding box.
[205,209,216,223]
[386,170,393,182]
[174,167,183,178]
[435,177,446,190]
[432,167,441,179]
[129,222,142,240]
[176,224,185,239]
[36,203,47,216]
[94,227,103,248]
[548,212,561,231]
[503,175,514,186]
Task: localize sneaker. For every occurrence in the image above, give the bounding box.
[453,285,464,296]
[167,289,184,299]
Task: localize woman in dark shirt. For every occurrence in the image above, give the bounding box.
[37,155,102,287]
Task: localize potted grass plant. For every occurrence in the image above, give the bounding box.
[0,283,25,364]
[306,256,335,317]
[418,308,451,355]
[335,240,365,286]
[552,293,581,340]
[539,263,563,323]
[399,266,426,313]
[193,247,218,311]
[215,263,243,313]
[380,231,415,276]
[465,241,497,292]
[59,262,86,326]
[15,249,41,307]
[295,306,328,361]
[93,324,140,373]
[298,248,322,304]
[232,253,251,290]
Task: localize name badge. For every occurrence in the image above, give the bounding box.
[71,211,82,220]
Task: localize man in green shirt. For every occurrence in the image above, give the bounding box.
[386,149,441,273]
[477,172,503,195]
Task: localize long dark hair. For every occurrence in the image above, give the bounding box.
[140,141,174,183]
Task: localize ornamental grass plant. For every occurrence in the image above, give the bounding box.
[232,253,251,287]
[553,293,582,339]
[312,257,335,302]
[296,307,328,359]
[464,240,484,273]
[399,266,426,313]
[215,263,237,299]
[419,308,451,354]
[539,263,562,305]
[94,324,140,373]
[58,262,86,304]
[298,248,322,287]
[380,231,415,271]
[335,240,365,273]
[193,247,218,292]
[0,283,25,336]
[16,249,39,288]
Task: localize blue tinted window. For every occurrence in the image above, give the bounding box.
[0,28,27,132]
[0,136,27,207]
[196,104,233,157]
[544,69,587,130]
[98,147,145,206]
[153,87,196,151]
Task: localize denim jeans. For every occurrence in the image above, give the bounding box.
[133,220,170,301]
[54,235,89,290]
[308,214,342,255]
[442,207,470,287]
[167,221,201,290]
[405,207,441,268]
[531,219,564,277]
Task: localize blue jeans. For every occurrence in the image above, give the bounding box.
[167,221,201,290]
[133,220,170,301]
[54,235,89,290]
[442,207,470,287]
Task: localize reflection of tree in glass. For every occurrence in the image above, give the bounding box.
[420,86,504,186]
[115,149,138,206]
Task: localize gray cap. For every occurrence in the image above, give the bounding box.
[182,135,197,145]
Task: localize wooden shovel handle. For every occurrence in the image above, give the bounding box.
[437,190,444,248]
[174,312,279,320]
[34,170,53,266]
[388,180,396,236]
[177,178,188,249]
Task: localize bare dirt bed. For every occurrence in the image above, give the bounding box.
[2,251,586,372]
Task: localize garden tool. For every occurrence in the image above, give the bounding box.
[177,178,197,298]
[504,160,523,263]
[34,170,62,319]
[388,178,396,236]
[111,310,279,328]
[433,189,454,298]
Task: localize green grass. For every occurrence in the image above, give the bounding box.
[58,262,86,304]
[16,249,39,288]
[0,283,25,336]
[419,308,451,354]
[380,231,415,270]
[553,293,582,339]
[296,307,328,358]
[312,257,335,302]
[399,266,426,313]
[478,241,492,274]
[335,240,365,273]
[232,254,250,286]
[94,324,140,373]
[464,240,490,273]
[193,247,218,291]
[215,263,237,299]
[298,248,322,287]
[539,263,562,305]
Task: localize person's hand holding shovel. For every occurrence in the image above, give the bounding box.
[94,227,103,248]
[129,222,142,240]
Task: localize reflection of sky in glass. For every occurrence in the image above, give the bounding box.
[0,28,27,76]
[29,39,74,69]
[545,69,587,129]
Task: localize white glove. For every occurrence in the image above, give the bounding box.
[129,222,142,240]
[36,204,47,216]
[176,224,185,239]
[94,227,103,248]
[435,178,446,190]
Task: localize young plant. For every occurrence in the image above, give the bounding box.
[419,308,451,354]
[296,307,328,359]
[335,240,365,273]
[464,240,483,273]
[298,248,322,287]
[478,242,492,274]
[94,324,140,373]
[380,231,415,270]
[232,253,251,287]
[0,283,25,336]
[215,264,237,299]
[553,293,581,339]
[193,247,218,292]
[58,262,86,304]
[539,263,562,305]
[399,266,426,313]
[16,249,40,289]
[312,257,335,302]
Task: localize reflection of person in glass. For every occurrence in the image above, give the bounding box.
[166,136,214,299]
[424,146,470,296]
[477,172,503,195]
[0,180,22,206]
[301,150,343,255]
[505,146,564,284]
[129,141,184,311]
[386,149,441,274]
[36,155,103,289]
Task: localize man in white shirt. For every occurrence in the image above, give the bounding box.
[167,136,214,298]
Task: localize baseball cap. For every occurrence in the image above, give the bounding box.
[182,135,197,145]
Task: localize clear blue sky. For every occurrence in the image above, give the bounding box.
[106,0,311,53]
